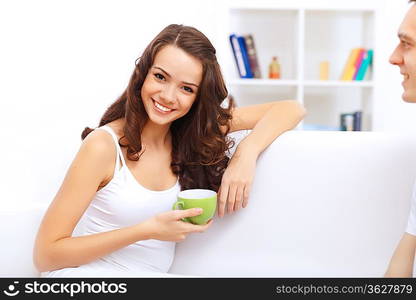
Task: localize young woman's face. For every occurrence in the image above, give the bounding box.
[141,45,203,126]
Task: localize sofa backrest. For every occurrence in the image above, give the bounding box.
[169,131,416,277]
[2,131,416,277]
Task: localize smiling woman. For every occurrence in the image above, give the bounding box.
[82,25,234,192]
[33,24,305,277]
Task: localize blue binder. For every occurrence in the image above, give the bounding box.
[237,36,254,78]
[229,34,246,78]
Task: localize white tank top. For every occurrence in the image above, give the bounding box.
[44,125,181,277]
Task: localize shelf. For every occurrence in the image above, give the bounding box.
[228,9,298,80]
[228,79,298,86]
[223,2,376,130]
[229,4,376,12]
[303,80,374,87]
[228,79,373,88]
[304,10,374,82]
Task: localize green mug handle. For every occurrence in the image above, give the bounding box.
[172,200,190,223]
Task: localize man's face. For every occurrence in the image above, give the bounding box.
[390,5,416,102]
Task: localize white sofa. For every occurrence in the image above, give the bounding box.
[1,130,416,277]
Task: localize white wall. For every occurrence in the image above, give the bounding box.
[0,0,218,208]
[0,0,415,209]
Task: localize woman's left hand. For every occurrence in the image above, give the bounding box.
[217,146,258,218]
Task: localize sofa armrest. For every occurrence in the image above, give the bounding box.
[0,203,47,277]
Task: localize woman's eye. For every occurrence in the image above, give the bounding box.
[154,73,165,80]
[183,86,194,93]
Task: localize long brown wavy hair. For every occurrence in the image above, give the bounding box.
[81,24,235,192]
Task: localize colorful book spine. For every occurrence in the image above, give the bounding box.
[243,34,261,78]
[340,49,356,80]
[229,34,247,78]
[237,36,254,78]
[353,49,366,80]
[355,49,373,81]
[341,48,362,81]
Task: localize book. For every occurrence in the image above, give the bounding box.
[340,111,362,131]
[340,49,356,80]
[237,35,254,78]
[355,49,373,81]
[243,34,261,78]
[340,48,363,81]
[353,111,362,131]
[340,113,354,131]
[353,49,366,80]
[229,34,247,78]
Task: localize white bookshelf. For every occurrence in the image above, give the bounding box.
[217,1,377,131]
[229,79,299,86]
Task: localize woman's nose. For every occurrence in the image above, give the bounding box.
[160,84,176,104]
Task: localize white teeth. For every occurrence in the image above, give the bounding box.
[154,101,172,112]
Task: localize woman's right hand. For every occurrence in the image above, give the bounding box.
[142,208,213,242]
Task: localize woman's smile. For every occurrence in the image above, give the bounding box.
[152,99,175,114]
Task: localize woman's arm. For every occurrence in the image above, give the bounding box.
[217,100,306,217]
[229,100,306,156]
[33,129,137,271]
[385,233,416,277]
[34,130,210,272]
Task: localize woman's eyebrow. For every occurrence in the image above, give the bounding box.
[153,66,199,88]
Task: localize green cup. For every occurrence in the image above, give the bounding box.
[172,189,217,225]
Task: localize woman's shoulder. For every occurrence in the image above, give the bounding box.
[80,127,117,162]
[84,119,124,147]
[77,126,120,184]
[80,119,127,163]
